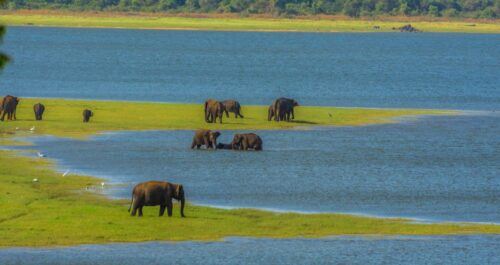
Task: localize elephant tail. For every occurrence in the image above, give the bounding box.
[128,194,134,212]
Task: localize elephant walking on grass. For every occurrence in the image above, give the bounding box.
[232,133,263,151]
[128,181,185,217]
[270,98,299,122]
[191,129,221,149]
[83,109,93,123]
[221,100,244,118]
[33,103,45,121]
[204,99,224,123]
[1,95,20,121]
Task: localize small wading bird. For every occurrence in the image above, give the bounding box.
[30,126,35,131]
[37,152,46,158]
[32,178,38,182]
[62,170,70,177]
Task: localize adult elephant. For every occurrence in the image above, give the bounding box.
[33,103,45,121]
[83,109,93,123]
[1,95,20,121]
[231,133,263,151]
[191,129,221,149]
[221,100,244,118]
[128,181,185,217]
[273,98,299,122]
[204,99,224,123]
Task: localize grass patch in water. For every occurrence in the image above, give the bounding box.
[0,98,454,138]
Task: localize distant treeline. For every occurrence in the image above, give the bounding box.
[2,0,498,18]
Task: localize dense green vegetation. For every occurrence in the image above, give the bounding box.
[2,0,499,18]
[0,0,8,70]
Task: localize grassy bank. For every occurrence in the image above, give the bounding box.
[0,98,455,138]
[1,11,499,33]
[2,98,498,248]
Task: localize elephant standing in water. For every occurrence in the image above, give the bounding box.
[216,143,235,150]
[191,129,221,149]
[232,133,263,151]
[83,109,93,122]
[1,95,20,121]
[204,99,224,123]
[33,103,45,121]
[128,181,185,217]
[221,100,244,118]
[271,98,299,122]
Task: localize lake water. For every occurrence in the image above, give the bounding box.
[15,113,500,223]
[1,27,499,110]
[1,236,499,265]
[2,27,500,262]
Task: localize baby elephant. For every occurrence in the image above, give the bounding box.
[216,143,235,150]
[33,103,45,121]
[232,133,263,151]
[191,129,221,149]
[128,181,185,217]
[83,109,93,123]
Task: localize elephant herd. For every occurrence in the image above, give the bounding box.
[204,97,299,123]
[191,129,262,151]
[130,97,298,218]
[0,95,95,123]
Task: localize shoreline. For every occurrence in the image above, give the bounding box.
[0,98,498,248]
[1,11,499,33]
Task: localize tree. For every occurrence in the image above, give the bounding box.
[0,0,10,70]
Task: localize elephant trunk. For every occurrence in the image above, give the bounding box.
[180,197,185,217]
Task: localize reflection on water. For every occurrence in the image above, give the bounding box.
[14,114,500,223]
[1,236,499,265]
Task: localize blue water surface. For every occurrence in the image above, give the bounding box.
[1,27,499,110]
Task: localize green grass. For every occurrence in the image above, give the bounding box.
[1,98,498,248]
[1,98,455,139]
[1,12,499,33]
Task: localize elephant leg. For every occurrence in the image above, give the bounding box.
[159,205,166,216]
[131,203,138,216]
[138,207,143,217]
[291,108,295,120]
[166,199,173,217]
[225,109,229,118]
[197,145,201,149]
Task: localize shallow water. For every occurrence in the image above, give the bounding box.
[2,27,500,110]
[15,114,500,223]
[1,236,499,265]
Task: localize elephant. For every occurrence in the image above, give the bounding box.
[191,129,221,149]
[216,142,235,150]
[83,109,93,123]
[273,98,299,122]
[267,105,275,121]
[1,95,20,121]
[231,133,263,151]
[33,103,45,121]
[128,181,185,217]
[221,100,244,118]
[204,99,224,123]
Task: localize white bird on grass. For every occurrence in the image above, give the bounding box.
[32,178,39,183]
[62,170,70,177]
[101,182,105,188]
[30,126,35,131]
[37,152,46,158]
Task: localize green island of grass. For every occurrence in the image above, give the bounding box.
[1,11,499,33]
[1,98,498,248]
